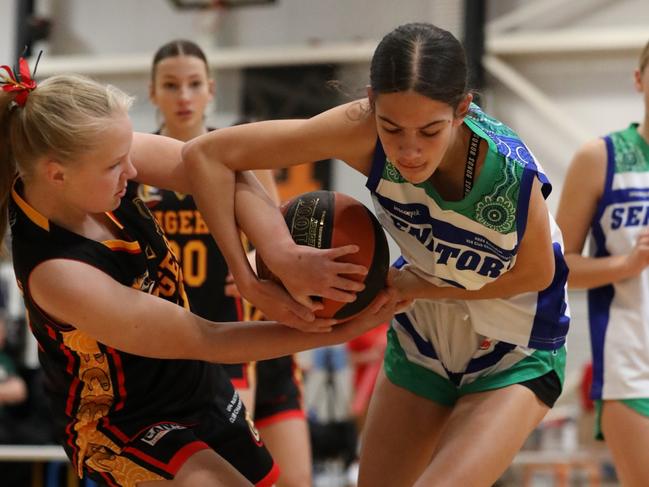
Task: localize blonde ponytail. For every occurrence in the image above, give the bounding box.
[1,73,133,250]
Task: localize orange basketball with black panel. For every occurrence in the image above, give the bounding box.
[256,190,390,320]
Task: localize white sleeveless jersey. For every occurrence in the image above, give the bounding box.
[366,104,570,350]
[589,124,649,399]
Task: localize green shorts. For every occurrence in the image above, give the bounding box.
[384,327,566,407]
[594,398,649,440]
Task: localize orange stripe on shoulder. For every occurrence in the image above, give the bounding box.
[102,240,141,253]
[11,183,50,231]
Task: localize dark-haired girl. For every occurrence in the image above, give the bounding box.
[183,22,570,486]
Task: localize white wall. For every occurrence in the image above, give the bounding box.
[0,0,16,62]
[487,53,644,210]
[45,0,216,55]
[42,0,460,53]
[32,0,463,136]
[215,0,462,47]
[486,0,649,211]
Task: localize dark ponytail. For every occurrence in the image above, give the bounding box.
[151,39,209,82]
[370,23,468,109]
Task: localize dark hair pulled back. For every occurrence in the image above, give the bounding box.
[370,23,468,109]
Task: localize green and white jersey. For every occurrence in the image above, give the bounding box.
[589,124,649,400]
[366,104,569,350]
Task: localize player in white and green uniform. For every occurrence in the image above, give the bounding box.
[588,125,649,407]
[368,103,568,407]
[556,40,649,487]
[184,22,572,487]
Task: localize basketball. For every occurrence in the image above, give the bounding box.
[256,190,390,320]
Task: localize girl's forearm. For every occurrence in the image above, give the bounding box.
[565,253,638,289]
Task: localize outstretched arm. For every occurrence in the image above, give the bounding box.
[28,260,401,363]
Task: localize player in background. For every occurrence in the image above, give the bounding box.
[556,39,649,487]
[136,40,312,486]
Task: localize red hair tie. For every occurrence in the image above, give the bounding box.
[1,54,40,107]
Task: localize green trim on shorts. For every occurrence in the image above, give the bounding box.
[384,327,566,407]
[384,327,458,406]
[593,398,649,440]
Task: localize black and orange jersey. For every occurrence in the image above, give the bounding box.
[126,181,240,323]
[9,178,232,476]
